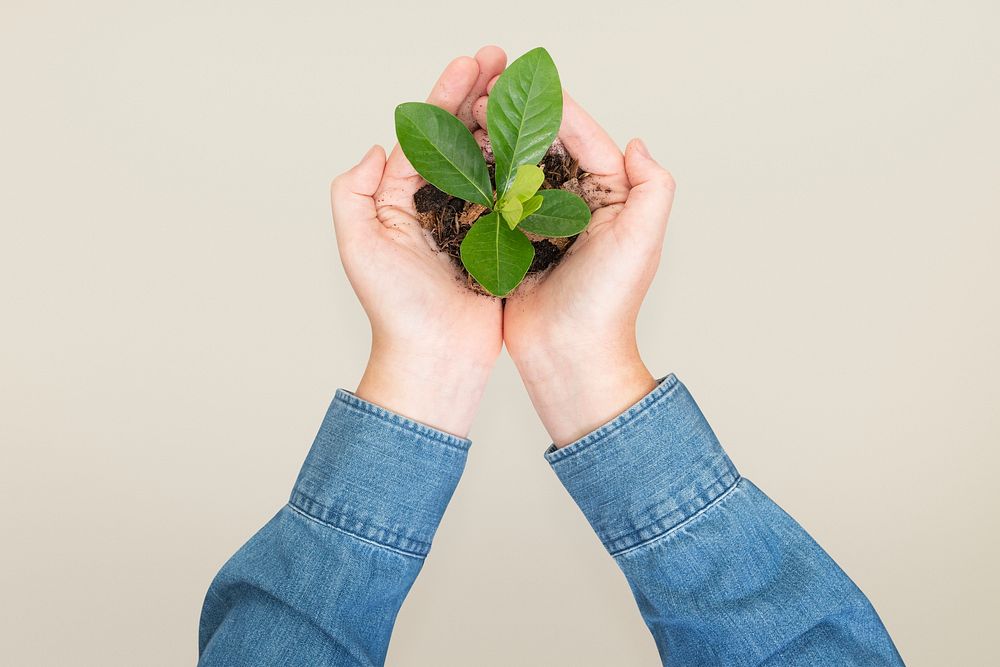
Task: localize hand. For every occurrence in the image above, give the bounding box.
[475,93,676,446]
[330,47,507,438]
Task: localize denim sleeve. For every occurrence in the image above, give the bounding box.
[546,375,904,666]
[198,390,470,666]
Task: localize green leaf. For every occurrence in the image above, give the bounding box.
[460,211,535,296]
[395,102,493,208]
[498,165,545,229]
[518,189,591,237]
[487,47,563,198]
[521,194,544,219]
[504,164,545,204]
[499,197,522,230]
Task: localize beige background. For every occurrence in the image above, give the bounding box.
[2,1,998,664]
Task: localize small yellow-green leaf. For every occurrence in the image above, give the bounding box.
[500,197,523,230]
[505,164,545,204]
[460,211,535,296]
[521,194,544,220]
[518,189,591,237]
[498,166,545,229]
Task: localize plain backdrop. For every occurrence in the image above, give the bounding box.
[2,1,998,664]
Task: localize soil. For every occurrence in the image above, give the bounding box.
[413,139,591,288]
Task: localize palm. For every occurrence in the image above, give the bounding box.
[356,185,500,357]
[502,95,673,356]
[332,49,507,365]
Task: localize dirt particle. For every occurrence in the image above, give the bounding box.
[414,184,451,214]
[529,239,562,273]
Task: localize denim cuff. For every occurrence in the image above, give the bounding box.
[545,375,740,556]
[289,390,471,558]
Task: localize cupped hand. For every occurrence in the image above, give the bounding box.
[474,91,677,445]
[330,46,507,437]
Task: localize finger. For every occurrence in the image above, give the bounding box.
[559,91,625,177]
[458,46,506,129]
[486,75,500,93]
[474,84,621,175]
[330,145,387,240]
[473,128,492,157]
[475,87,627,207]
[617,139,676,239]
[427,55,480,111]
[472,95,488,129]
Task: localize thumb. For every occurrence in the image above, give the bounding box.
[618,138,676,239]
[330,145,386,239]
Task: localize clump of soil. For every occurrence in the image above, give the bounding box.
[413,139,593,287]
[529,239,562,273]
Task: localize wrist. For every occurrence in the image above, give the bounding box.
[355,337,496,439]
[511,336,656,447]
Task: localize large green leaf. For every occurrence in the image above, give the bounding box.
[487,47,563,198]
[518,189,591,237]
[395,102,493,208]
[460,211,535,296]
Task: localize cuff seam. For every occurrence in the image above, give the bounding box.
[545,374,680,464]
[611,476,743,557]
[289,491,431,558]
[334,389,471,452]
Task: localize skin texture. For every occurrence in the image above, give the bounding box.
[330,47,676,445]
[475,88,676,446]
[330,47,506,437]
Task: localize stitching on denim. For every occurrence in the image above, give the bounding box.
[547,375,678,462]
[335,390,470,451]
[545,375,680,463]
[334,390,471,452]
[290,491,433,557]
[599,463,739,550]
[286,502,427,560]
[611,477,744,557]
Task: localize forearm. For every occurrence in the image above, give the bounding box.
[510,324,655,447]
[198,390,471,666]
[356,335,494,439]
[543,376,902,666]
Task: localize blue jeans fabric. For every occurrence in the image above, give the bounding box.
[199,376,903,665]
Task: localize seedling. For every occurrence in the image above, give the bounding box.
[395,47,591,296]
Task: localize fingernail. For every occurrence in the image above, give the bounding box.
[633,138,651,159]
